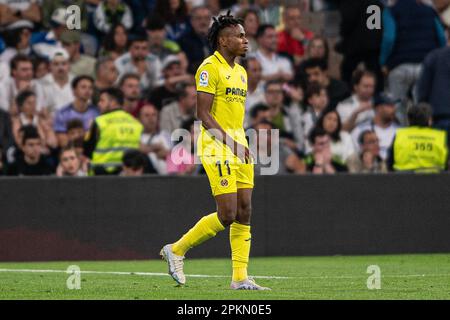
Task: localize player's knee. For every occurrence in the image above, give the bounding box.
[238,202,252,219]
[218,205,237,226]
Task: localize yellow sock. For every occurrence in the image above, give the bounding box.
[230,222,251,282]
[172,212,225,256]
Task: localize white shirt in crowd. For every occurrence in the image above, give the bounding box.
[0,0,41,29]
[351,120,400,160]
[331,131,356,164]
[245,82,266,127]
[0,78,46,112]
[115,53,163,91]
[253,50,293,80]
[336,94,375,128]
[39,73,75,113]
[141,131,173,175]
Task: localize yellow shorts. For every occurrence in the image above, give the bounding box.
[201,156,254,196]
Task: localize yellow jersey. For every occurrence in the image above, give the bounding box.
[195,51,248,158]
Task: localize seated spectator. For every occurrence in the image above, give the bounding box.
[0,108,14,163]
[61,30,97,78]
[31,8,69,59]
[0,54,45,114]
[303,127,348,174]
[66,119,86,145]
[94,0,133,34]
[166,117,200,175]
[263,80,304,151]
[152,0,190,41]
[347,130,387,173]
[139,103,171,175]
[99,23,128,60]
[351,93,401,160]
[300,58,350,110]
[305,36,329,61]
[159,83,196,134]
[7,125,54,176]
[53,75,99,147]
[119,73,143,116]
[12,90,57,152]
[120,149,147,176]
[56,145,88,177]
[40,48,75,113]
[336,69,376,132]
[145,15,181,61]
[254,0,281,27]
[115,36,162,91]
[254,24,293,82]
[248,103,271,128]
[0,0,41,30]
[253,120,305,175]
[387,103,448,173]
[237,8,260,53]
[93,56,119,105]
[0,26,35,64]
[147,55,193,111]
[178,5,212,74]
[314,109,356,165]
[277,4,314,67]
[241,57,265,125]
[32,56,49,80]
[302,82,329,143]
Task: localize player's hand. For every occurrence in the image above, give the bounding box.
[234,142,253,164]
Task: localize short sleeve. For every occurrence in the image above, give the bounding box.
[195,62,219,95]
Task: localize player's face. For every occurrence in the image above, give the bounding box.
[225,24,249,57]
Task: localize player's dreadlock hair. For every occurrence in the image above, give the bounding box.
[207,11,243,52]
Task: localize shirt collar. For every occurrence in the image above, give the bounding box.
[213,51,226,64]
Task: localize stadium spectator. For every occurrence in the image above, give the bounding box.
[302,82,329,143]
[120,149,147,176]
[305,36,329,61]
[387,103,449,172]
[84,88,143,175]
[336,69,377,132]
[159,83,196,134]
[66,119,86,146]
[99,23,128,60]
[264,80,304,151]
[254,0,281,27]
[314,109,356,165]
[147,55,193,111]
[0,0,41,30]
[178,5,212,74]
[145,15,181,61]
[61,30,97,78]
[0,108,13,163]
[0,26,35,64]
[347,129,387,173]
[94,0,133,34]
[115,36,162,91]
[56,145,88,177]
[254,24,294,82]
[152,0,190,41]
[417,40,450,143]
[241,57,265,125]
[380,0,446,124]
[300,58,350,110]
[303,126,348,174]
[119,73,143,116]
[139,103,172,175]
[277,4,314,67]
[253,120,305,175]
[7,125,54,176]
[237,8,260,53]
[32,57,49,80]
[11,90,57,152]
[0,54,45,114]
[40,49,74,114]
[31,8,69,59]
[93,56,119,105]
[53,76,99,147]
[248,103,271,128]
[335,0,383,92]
[434,0,450,27]
[351,93,400,160]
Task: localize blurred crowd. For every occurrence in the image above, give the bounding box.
[0,0,449,177]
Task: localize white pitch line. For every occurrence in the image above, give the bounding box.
[0,269,291,279]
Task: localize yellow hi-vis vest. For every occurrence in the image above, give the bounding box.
[92,109,143,171]
[393,126,448,173]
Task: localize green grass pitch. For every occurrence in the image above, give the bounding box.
[1,254,450,299]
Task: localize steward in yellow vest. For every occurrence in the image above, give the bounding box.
[84,88,143,175]
[388,103,448,173]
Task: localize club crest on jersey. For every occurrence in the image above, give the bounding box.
[220,178,229,187]
[199,71,209,87]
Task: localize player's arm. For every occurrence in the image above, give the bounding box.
[196,92,250,163]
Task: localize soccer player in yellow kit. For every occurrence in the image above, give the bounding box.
[160,12,270,290]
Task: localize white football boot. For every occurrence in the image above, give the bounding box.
[230,277,271,290]
[160,244,186,285]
